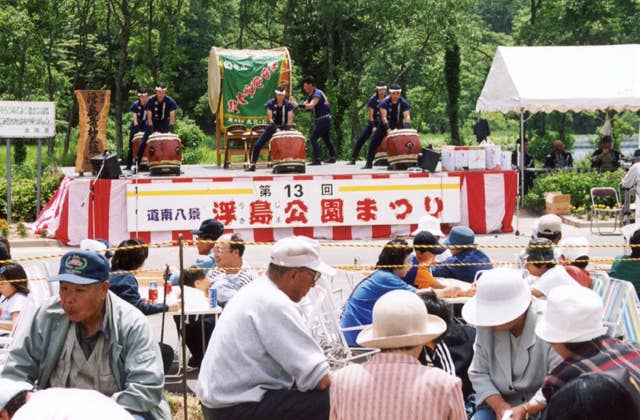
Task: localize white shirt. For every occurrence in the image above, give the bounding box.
[12,388,134,420]
[531,265,578,297]
[0,292,28,321]
[196,275,329,408]
[622,162,640,194]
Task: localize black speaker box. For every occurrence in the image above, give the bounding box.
[418,148,440,172]
[91,153,122,179]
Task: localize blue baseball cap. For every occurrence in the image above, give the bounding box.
[443,226,476,247]
[49,250,111,285]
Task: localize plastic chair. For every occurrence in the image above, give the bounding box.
[223,124,250,169]
[602,278,630,338]
[590,187,621,235]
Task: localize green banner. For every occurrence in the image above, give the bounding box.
[220,54,284,129]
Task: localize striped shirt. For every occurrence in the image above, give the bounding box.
[208,268,256,306]
[330,352,466,420]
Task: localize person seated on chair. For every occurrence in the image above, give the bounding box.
[0,264,29,333]
[196,236,334,420]
[591,135,621,172]
[1,250,171,419]
[340,238,415,347]
[463,268,561,420]
[363,83,411,169]
[558,237,592,288]
[208,233,256,307]
[544,140,573,169]
[524,238,578,299]
[403,232,460,298]
[536,285,640,402]
[170,219,225,285]
[610,228,640,295]
[431,226,492,283]
[330,290,466,420]
[246,86,295,172]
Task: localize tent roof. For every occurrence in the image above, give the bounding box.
[475,44,640,113]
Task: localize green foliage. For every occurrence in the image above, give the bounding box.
[0,165,64,221]
[524,168,624,211]
[175,117,209,165]
[527,132,575,165]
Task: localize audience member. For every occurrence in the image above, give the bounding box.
[462,268,560,420]
[431,226,492,283]
[545,370,640,420]
[537,285,640,401]
[610,228,640,295]
[108,238,179,315]
[411,214,451,262]
[171,219,225,285]
[525,238,577,298]
[419,291,476,399]
[591,135,621,172]
[544,140,573,169]
[622,149,640,223]
[330,290,465,420]
[0,237,11,259]
[340,238,414,347]
[0,264,30,332]
[0,378,134,419]
[404,231,447,288]
[559,237,592,288]
[1,250,170,419]
[536,214,563,245]
[196,236,334,420]
[80,238,113,259]
[208,233,255,307]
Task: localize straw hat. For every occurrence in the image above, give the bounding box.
[462,268,531,327]
[536,285,607,343]
[356,290,447,349]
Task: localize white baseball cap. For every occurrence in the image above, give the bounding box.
[538,214,563,235]
[270,236,336,276]
[559,236,590,262]
[0,378,32,411]
[411,215,444,237]
[536,285,607,343]
[462,268,532,327]
[357,290,446,349]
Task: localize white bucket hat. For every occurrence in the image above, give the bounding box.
[536,285,607,343]
[462,267,532,327]
[270,236,336,276]
[357,290,446,349]
[559,236,590,262]
[0,378,32,411]
[412,215,444,237]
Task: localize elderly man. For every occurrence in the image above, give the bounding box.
[208,233,256,307]
[544,140,573,169]
[0,250,170,420]
[621,149,640,223]
[463,268,561,420]
[0,378,134,419]
[537,285,640,401]
[430,226,492,283]
[196,236,335,420]
[331,290,465,420]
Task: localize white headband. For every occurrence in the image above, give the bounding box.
[376,85,387,90]
[155,86,167,92]
[137,92,148,97]
[389,89,401,93]
[275,89,286,95]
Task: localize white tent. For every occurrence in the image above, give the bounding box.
[476,44,640,113]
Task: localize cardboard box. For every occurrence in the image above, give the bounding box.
[545,192,571,215]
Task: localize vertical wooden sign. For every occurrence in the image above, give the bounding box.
[75,90,110,175]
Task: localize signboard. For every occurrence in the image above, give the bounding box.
[0,101,55,138]
[220,53,286,129]
[126,177,461,232]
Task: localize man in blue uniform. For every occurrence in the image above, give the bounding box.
[134,82,178,172]
[348,82,386,165]
[297,76,337,166]
[125,88,148,170]
[246,86,296,172]
[363,83,411,169]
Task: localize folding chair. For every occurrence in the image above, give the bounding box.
[590,187,622,235]
[591,270,611,299]
[223,124,250,169]
[602,278,630,338]
[0,294,40,369]
[621,281,640,344]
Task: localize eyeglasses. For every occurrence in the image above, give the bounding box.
[213,247,230,254]
[301,268,322,285]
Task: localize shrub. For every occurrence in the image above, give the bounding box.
[527,132,575,165]
[175,117,209,164]
[524,168,624,212]
[0,165,64,221]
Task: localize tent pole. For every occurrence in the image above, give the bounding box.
[516,110,525,236]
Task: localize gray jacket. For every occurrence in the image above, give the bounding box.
[1,291,170,420]
[468,302,561,407]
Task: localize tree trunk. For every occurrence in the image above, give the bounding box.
[444,44,461,145]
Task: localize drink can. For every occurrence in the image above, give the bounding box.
[165,281,172,295]
[209,287,217,308]
[149,281,158,304]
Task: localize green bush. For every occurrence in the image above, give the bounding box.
[527,132,575,165]
[175,117,209,164]
[524,168,624,212]
[0,165,64,221]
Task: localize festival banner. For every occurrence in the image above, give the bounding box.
[219,53,286,129]
[125,177,461,232]
[75,90,110,175]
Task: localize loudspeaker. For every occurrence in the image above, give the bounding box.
[418,148,440,172]
[90,153,122,179]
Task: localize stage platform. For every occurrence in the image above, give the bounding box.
[33,162,517,246]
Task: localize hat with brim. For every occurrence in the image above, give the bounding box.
[270,236,336,277]
[462,267,532,327]
[0,378,32,411]
[535,285,608,343]
[443,226,475,247]
[49,250,110,285]
[356,289,447,349]
[411,215,444,237]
